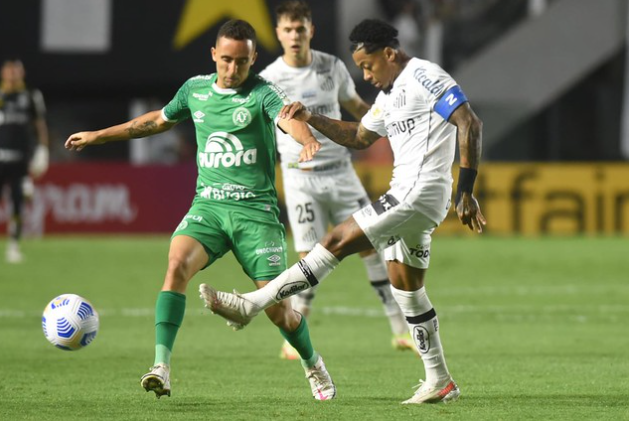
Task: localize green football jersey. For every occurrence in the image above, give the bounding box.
[163,73,289,213]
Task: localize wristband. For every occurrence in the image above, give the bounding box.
[455,167,477,206]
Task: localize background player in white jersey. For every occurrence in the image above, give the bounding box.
[201,19,486,404]
[259,0,414,359]
[66,20,336,401]
[0,59,49,263]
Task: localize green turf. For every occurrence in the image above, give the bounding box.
[1,236,628,420]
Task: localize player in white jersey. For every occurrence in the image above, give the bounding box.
[200,19,486,404]
[259,0,414,360]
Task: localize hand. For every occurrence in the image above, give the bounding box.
[29,144,49,179]
[456,193,487,233]
[64,131,103,152]
[280,102,311,122]
[298,139,322,162]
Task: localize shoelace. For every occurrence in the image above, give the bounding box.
[216,290,243,311]
[410,379,427,393]
[306,366,331,389]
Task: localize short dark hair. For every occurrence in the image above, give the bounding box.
[275,0,312,22]
[217,19,257,48]
[349,19,400,53]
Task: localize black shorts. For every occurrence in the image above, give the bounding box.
[0,160,28,191]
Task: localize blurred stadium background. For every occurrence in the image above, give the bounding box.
[1,0,628,237]
[2,1,629,419]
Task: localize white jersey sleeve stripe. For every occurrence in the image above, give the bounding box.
[161,108,178,123]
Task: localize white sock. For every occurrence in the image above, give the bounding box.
[243,244,339,309]
[390,285,450,384]
[362,253,407,335]
[291,284,319,317]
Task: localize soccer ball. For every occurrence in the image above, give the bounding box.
[42,294,99,351]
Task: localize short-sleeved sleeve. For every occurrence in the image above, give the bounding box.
[360,95,387,137]
[162,81,191,122]
[412,61,464,120]
[30,89,46,119]
[260,81,290,122]
[334,58,357,102]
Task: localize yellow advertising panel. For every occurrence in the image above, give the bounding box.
[277,163,629,236]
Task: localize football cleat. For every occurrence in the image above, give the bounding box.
[141,363,171,398]
[198,283,260,330]
[391,332,421,356]
[304,355,336,401]
[279,341,300,360]
[401,377,460,404]
[5,241,23,264]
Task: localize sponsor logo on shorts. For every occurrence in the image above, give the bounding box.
[199,132,257,168]
[413,326,430,354]
[360,207,373,218]
[267,255,281,266]
[276,281,310,300]
[408,245,430,258]
[387,236,400,246]
[255,246,284,255]
[372,194,400,215]
[175,214,203,231]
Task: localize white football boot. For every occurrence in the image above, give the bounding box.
[304,355,336,401]
[5,240,23,264]
[279,340,300,360]
[402,377,460,404]
[140,363,171,398]
[391,332,421,356]
[198,283,261,330]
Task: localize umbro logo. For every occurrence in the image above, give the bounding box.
[193,111,205,122]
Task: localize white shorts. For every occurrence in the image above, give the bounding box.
[282,160,370,252]
[353,194,439,269]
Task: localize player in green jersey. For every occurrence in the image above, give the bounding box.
[65,19,336,401]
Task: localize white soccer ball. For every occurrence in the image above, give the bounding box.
[42,294,99,351]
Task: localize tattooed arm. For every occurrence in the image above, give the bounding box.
[65,110,176,152]
[280,101,381,150]
[448,102,486,233]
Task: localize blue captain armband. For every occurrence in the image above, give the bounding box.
[434,85,468,121]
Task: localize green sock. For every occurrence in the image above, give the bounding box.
[154,291,186,366]
[280,316,318,368]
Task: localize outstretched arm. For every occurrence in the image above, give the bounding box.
[277,118,321,162]
[280,101,380,150]
[448,103,486,233]
[65,110,176,152]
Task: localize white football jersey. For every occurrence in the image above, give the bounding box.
[361,58,463,222]
[260,50,357,168]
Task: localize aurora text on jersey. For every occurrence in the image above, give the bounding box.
[162,73,288,212]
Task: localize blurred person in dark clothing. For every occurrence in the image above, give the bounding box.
[0,59,49,263]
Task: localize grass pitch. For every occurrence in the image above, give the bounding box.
[1,235,628,420]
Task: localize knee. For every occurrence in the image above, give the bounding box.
[166,252,192,282]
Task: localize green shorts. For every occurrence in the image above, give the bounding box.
[172,201,287,280]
